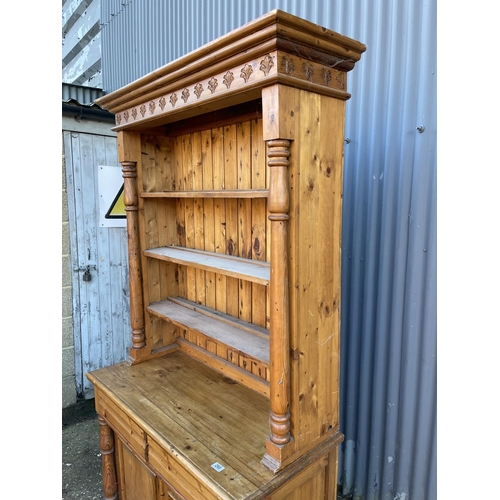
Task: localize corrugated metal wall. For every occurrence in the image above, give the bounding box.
[100,1,437,499]
[62,0,103,87]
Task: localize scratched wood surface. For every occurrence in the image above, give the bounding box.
[89,351,339,499]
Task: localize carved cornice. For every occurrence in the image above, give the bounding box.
[97,10,366,131]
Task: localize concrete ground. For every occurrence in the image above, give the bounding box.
[62,398,103,500]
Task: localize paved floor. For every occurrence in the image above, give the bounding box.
[62,398,103,500]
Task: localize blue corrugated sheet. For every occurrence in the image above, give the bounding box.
[100,1,437,498]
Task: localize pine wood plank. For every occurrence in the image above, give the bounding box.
[182,133,197,303]
[316,95,344,433]
[174,136,187,300]
[283,87,301,450]
[224,124,240,318]
[176,339,270,398]
[192,131,206,306]
[250,118,268,329]
[212,126,227,314]
[140,189,269,198]
[201,128,216,310]
[296,89,322,449]
[147,298,270,364]
[144,246,270,285]
[238,121,253,323]
[168,297,269,340]
[121,440,158,499]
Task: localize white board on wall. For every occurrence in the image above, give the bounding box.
[98,165,126,227]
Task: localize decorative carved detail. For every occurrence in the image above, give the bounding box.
[269,411,291,446]
[260,54,274,76]
[112,57,347,127]
[336,73,345,90]
[267,139,292,447]
[223,71,234,89]
[321,67,332,86]
[208,77,218,94]
[240,64,253,83]
[281,55,295,75]
[122,160,146,350]
[302,62,314,81]
[194,83,204,99]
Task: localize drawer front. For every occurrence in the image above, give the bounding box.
[95,390,148,461]
[148,436,226,500]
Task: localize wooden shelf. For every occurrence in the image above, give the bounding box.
[144,246,270,285]
[140,189,269,199]
[147,297,270,365]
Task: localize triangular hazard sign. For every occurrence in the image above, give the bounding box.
[105,183,126,219]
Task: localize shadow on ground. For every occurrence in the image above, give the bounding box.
[62,398,102,500]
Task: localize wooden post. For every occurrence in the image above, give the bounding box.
[98,415,118,500]
[267,139,291,446]
[122,160,146,350]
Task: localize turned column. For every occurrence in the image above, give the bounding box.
[98,415,118,500]
[267,139,291,446]
[122,160,145,350]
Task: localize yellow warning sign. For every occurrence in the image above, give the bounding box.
[105,184,126,219]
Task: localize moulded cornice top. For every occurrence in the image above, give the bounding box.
[96,9,366,131]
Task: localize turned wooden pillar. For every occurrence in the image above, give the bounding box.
[98,415,118,500]
[267,139,291,446]
[122,160,145,350]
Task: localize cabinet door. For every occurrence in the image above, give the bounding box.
[116,437,186,500]
[156,477,186,500]
[117,439,157,500]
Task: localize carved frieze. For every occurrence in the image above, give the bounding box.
[113,50,349,127]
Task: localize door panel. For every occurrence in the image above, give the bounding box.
[64,128,131,398]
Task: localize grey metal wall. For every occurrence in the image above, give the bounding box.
[100,1,437,499]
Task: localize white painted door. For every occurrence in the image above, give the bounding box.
[63,120,131,399]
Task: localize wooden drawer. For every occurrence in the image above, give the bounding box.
[148,435,229,500]
[95,390,148,461]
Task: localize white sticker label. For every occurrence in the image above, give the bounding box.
[211,462,225,472]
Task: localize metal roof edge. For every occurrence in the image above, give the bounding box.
[62,83,109,108]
